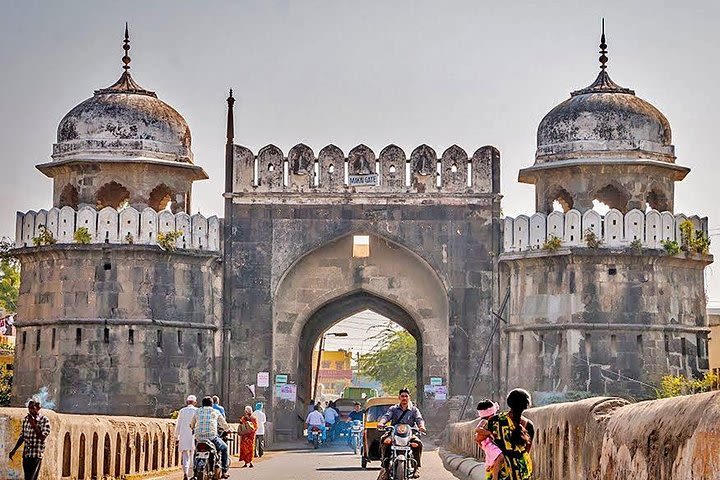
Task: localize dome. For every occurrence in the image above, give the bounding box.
[535,70,674,164]
[53,72,192,164]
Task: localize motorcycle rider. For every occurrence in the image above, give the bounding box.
[305,404,327,442]
[377,388,426,479]
[348,402,364,422]
[190,396,230,478]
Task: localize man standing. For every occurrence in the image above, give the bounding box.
[191,396,230,479]
[252,402,267,457]
[212,395,226,417]
[377,388,426,479]
[8,400,51,480]
[175,395,198,480]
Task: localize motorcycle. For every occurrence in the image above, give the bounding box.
[382,425,421,480]
[192,438,221,480]
[308,425,323,449]
[350,420,363,454]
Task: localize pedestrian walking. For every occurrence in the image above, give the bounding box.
[252,402,267,457]
[175,395,198,480]
[8,400,51,480]
[238,406,258,468]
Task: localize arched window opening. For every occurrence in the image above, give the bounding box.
[62,432,72,476]
[114,433,122,477]
[144,434,150,471]
[78,433,86,480]
[103,433,111,476]
[148,184,175,212]
[548,187,573,213]
[135,433,141,473]
[152,434,159,470]
[125,433,132,474]
[59,184,79,209]
[91,432,99,479]
[591,199,611,215]
[96,181,130,210]
[646,189,669,212]
[593,184,629,213]
[160,432,166,468]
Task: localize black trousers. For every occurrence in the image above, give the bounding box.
[380,434,423,468]
[22,456,42,480]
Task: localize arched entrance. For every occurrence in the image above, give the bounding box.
[271,233,449,438]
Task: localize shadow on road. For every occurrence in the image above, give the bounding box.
[316,466,381,472]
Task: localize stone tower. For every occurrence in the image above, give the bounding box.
[502,28,712,400]
[11,28,222,415]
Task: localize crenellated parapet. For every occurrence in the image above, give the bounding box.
[503,208,708,252]
[231,143,500,196]
[15,206,220,251]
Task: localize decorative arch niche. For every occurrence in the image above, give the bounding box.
[59,183,79,209]
[646,188,669,212]
[96,181,130,210]
[148,184,174,212]
[594,184,630,213]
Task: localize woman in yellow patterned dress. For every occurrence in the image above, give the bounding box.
[478,389,535,480]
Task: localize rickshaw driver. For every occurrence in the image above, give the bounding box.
[377,388,426,478]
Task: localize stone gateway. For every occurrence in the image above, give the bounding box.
[10,27,711,435]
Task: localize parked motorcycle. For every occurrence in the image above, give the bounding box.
[382,425,421,480]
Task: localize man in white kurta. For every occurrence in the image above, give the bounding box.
[175,395,198,480]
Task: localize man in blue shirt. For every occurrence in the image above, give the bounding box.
[377,388,426,478]
[348,402,364,422]
[212,395,226,417]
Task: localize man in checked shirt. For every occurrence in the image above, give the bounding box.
[8,399,51,480]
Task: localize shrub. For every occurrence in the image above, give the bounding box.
[32,225,57,246]
[542,235,562,252]
[629,239,643,251]
[679,219,711,255]
[584,229,601,248]
[661,239,681,256]
[73,227,92,244]
[157,230,183,251]
[124,232,134,244]
[656,371,719,398]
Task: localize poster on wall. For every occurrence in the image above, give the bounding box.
[275,374,289,385]
[423,384,448,401]
[257,372,270,388]
[275,383,297,402]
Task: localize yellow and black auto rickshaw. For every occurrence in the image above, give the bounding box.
[361,396,397,469]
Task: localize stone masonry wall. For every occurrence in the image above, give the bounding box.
[11,245,222,416]
[502,249,710,399]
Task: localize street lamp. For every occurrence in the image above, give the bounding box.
[312,331,348,403]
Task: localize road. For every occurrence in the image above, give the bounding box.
[162,441,458,480]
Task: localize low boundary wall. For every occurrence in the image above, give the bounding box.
[0,408,270,479]
[444,392,720,480]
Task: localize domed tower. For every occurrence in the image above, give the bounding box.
[38,24,207,213]
[502,25,712,401]
[11,27,222,416]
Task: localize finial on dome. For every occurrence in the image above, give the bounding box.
[122,23,131,72]
[599,18,608,71]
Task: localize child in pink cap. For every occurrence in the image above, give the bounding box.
[474,399,505,480]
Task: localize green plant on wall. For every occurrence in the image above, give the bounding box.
[31,225,57,246]
[157,230,183,251]
[584,229,602,248]
[542,235,562,252]
[629,239,643,251]
[124,232,134,244]
[661,239,681,256]
[656,371,719,398]
[73,227,92,244]
[679,219,711,255]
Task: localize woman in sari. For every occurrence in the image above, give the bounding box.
[239,406,258,468]
[477,388,535,480]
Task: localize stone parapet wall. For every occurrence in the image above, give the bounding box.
[0,407,257,479]
[503,209,708,252]
[444,393,720,480]
[15,206,220,251]
[231,143,501,194]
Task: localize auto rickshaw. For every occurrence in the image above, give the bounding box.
[361,396,397,469]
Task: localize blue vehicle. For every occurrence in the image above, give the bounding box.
[308,425,324,449]
[349,420,363,454]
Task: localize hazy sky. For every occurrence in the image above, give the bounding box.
[1,1,719,302]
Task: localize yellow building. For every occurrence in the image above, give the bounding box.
[709,307,720,382]
[312,349,353,396]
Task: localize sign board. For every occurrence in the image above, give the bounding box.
[430,377,443,386]
[257,372,270,388]
[275,383,297,402]
[348,174,379,187]
[275,374,288,385]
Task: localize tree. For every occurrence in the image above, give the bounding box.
[358,326,417,395]
[0,344,13,406]
[0,238,20,314]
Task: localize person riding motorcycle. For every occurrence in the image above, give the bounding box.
[305,404,327,442]
[377,388,426,479]
[190,396,231,478]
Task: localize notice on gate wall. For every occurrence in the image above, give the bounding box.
[275,383,297,402]
[257,372,270,388]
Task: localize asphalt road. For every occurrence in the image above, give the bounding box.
[163,440,458,480]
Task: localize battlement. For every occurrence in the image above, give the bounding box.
[503,208,709,252]
[231,143,500,195]
[15,206,220,251]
